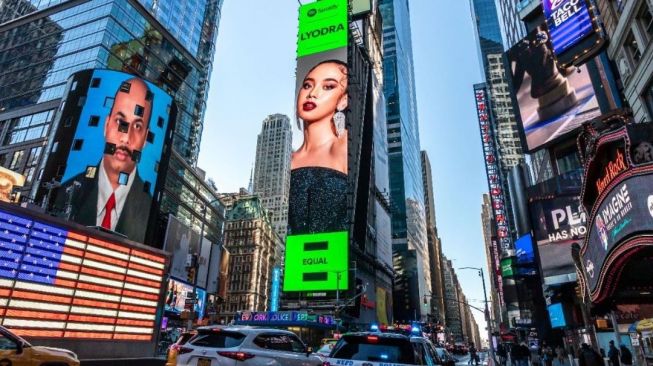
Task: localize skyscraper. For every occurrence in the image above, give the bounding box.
[252,114,292,241]
[421,151,446,324]
[0,0,223,197]
[380,0,430,322]
[495,0,527,49]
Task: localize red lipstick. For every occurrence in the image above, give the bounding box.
[303,102,316,111]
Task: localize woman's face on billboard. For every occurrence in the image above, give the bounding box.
[297,62,348,125]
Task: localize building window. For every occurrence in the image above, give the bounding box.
[23,146,42,183]
[9,150,24,170]
[3,110,54,145]
[625,31,642,64]
[637,2,653,42]
[645,81,653,121]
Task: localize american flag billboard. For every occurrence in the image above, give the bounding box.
[0,207,166,341]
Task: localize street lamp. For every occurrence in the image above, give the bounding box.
[459,266,494,364]
[187,197,221,330]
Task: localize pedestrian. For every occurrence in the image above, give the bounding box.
[579,343,604,366]
[541,342,553,366]
[608,340,620,366]
[518,342,531,366]
[553,346,570,366]
[469,343,478,366]
[619,345,632,366]
[497,343,508,366]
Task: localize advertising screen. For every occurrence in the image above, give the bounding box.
[0,166,25,203]
[543,0,594,55]
[548,303,567,328]
[515,233,535,264]
[507,26,600,152]
[285,0,349,292]
[163,214,212,289]
[49,69,175,243]
[164,278,207,320]
[0,206,166,340]
[283,231,348,292]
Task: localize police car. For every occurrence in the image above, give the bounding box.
[323,332,445,366]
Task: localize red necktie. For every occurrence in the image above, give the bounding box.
[101,193,116,229]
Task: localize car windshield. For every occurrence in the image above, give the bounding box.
[317,343,334,354]
[190,330,246,348]
[331,335,416,363]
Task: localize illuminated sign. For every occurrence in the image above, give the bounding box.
[543,0,593,55]
[475,84,511,250]
[583,173,653,294]
[548,303,567,328]
[45,69,175,244]
[595,149,628,197]
[501,258,515,278]
[283,231,348,292]
[270,266,281,311]
[235,311,335,328]
[0,207,166,340]
[297,0,348,57]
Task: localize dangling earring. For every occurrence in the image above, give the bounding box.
[296,118,303,131]
[333,108,345,137]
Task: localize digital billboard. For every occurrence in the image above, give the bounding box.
[0,166,25,203]
[515,233,535,264]
[543,0,604,67]
[285,0,349,293]
[163,214,212,289]
[283,231,348,292]
[0,206,166,340]
[508,26,600,152]
[164,278,207,320]
[47,69,175,244]
[543,0,593,55]
[547,303,567,328]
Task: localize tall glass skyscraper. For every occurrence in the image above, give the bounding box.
[470,0,504,77]
[380,0,430,322]
[0,0,222,197]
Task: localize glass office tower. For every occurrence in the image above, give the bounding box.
[0,0,222,197]
[380,0,430,322]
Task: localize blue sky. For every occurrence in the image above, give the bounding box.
[198,0,491,335]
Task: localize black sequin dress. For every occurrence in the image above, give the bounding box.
[287,167,347,235]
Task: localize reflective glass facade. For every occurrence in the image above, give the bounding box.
[470,0,504,77]
[139,0,209,56]
[380,0,429,322]
[0,0,222,196]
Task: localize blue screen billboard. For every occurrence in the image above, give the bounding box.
[548,303,567,328]
[515,233,535,264]
[544,0,594,55]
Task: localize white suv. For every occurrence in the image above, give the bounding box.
[174,326,323,366]
[324,332,446,366]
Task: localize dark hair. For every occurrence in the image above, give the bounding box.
[307,59,348,74]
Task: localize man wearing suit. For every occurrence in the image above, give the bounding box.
[61,77,153,243]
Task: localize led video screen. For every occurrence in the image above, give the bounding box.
[283,231,348,292]
[164,278,207,320]
[0,207,166,340]
[50,69,175,243]
[508,26,600,152]
[286,0,350,292]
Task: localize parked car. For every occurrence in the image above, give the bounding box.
[173,326,323,366]
[0,325,80,366]
[323,332,447,366]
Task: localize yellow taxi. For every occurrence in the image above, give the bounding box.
[0,326,79,366]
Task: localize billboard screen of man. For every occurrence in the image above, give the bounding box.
[49,69,175,243]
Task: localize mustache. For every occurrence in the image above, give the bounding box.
[104,143,142,162]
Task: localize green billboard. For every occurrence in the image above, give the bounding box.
[297,0,348,57]
[501,257,515,278]
[283,231,349,292]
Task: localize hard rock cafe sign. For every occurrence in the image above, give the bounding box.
[578,119,653,304]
